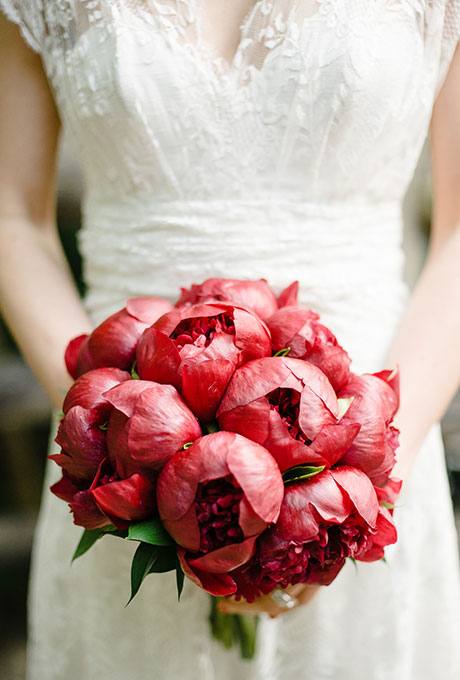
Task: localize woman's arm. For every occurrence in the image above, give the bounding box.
[388,43,460,483]
[0,16,92,409]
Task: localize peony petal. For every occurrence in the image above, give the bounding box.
[233,306,272,362]
[277,281,300,308]
[156,440,228,522]
[285,358,339,418]
[176,278,279,321]
[227,434,284,524]
[84,309,147,370]
[338,372,400,485]
[106,410,137,478]
[307,559,346,586]
[354,506,398,562]
[136,328,181,388]
[238,495,271,536]
[126,297,173,324]
[127,384,202,470]
[218,358,292,415]
[275,472,352,542]
[161,503,201,552]
[267,307,316,355]
[218,397,271,446]
[92,473,156,521]
[70,489,111,530]
[103,380,154,418]
[53,406,107,481]
[63,367,130,415]
[178,549,237,596]
[307,423,361,467]
[182,358,236,422]
[65,334,88,379]
[273,483,321,543]
[263,410,330,471]
[50,473,81,503]
[187,535,257,573]
[331,466,379,528]
[298,384,337,440]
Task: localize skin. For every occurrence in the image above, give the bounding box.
[1,15,459,617]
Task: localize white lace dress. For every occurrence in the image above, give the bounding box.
[2,1,460,678]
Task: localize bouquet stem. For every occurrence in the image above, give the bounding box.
[209,596,259,660]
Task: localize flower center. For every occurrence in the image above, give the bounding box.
[193,476,244,555]
[232,515,370,602]
[171,312,235,350]
[267,388,309,443]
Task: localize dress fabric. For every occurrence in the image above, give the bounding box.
[2,1,460,678]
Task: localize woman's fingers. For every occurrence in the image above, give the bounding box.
[217,583,320,617]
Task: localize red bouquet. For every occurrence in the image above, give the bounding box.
[52,278,401,658]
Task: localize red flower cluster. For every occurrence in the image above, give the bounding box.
[52,277,401,602]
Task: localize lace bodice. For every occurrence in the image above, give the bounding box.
[1,1,459,208]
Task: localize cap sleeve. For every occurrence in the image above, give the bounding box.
[0,0,44,54]
[436,0,460,96]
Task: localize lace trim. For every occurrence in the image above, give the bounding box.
[0,0,44,53]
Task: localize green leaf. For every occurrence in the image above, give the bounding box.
[176,561,185,601]
[130,361,140,380]
[127,518,174,546]
[72,528,104,563]
[282,464,326,485]
[380,501,394,510]
[127,543,160,605]
[204,421,219,434]
[337,397,354,420]
[274,347,291,357]
[148,548,177,573]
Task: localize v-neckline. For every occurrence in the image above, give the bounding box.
[133,0,266,81]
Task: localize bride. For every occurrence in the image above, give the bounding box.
[0,1,459,679]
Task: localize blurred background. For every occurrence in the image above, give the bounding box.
[0,135,459,679]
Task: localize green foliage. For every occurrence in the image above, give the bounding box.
[127,518,174,546]
[127,543,161,605]
[273,347,291,357]
[282,464,326,485]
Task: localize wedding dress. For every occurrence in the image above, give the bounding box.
[2,1,460,678]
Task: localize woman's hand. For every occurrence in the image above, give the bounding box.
[217,583,320,618]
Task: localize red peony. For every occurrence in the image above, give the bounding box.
[136,302,272,421]
[337,369,400,487]
[65,297,173,379]
[103,379,202,477]
[176,278,279,320]
[267,306,351,391]
[231,466,397,602]
[217,356,360,472]
[176,277,300,321]
[156,431,284,596]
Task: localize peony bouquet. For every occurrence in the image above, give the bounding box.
[51,278,401,658]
